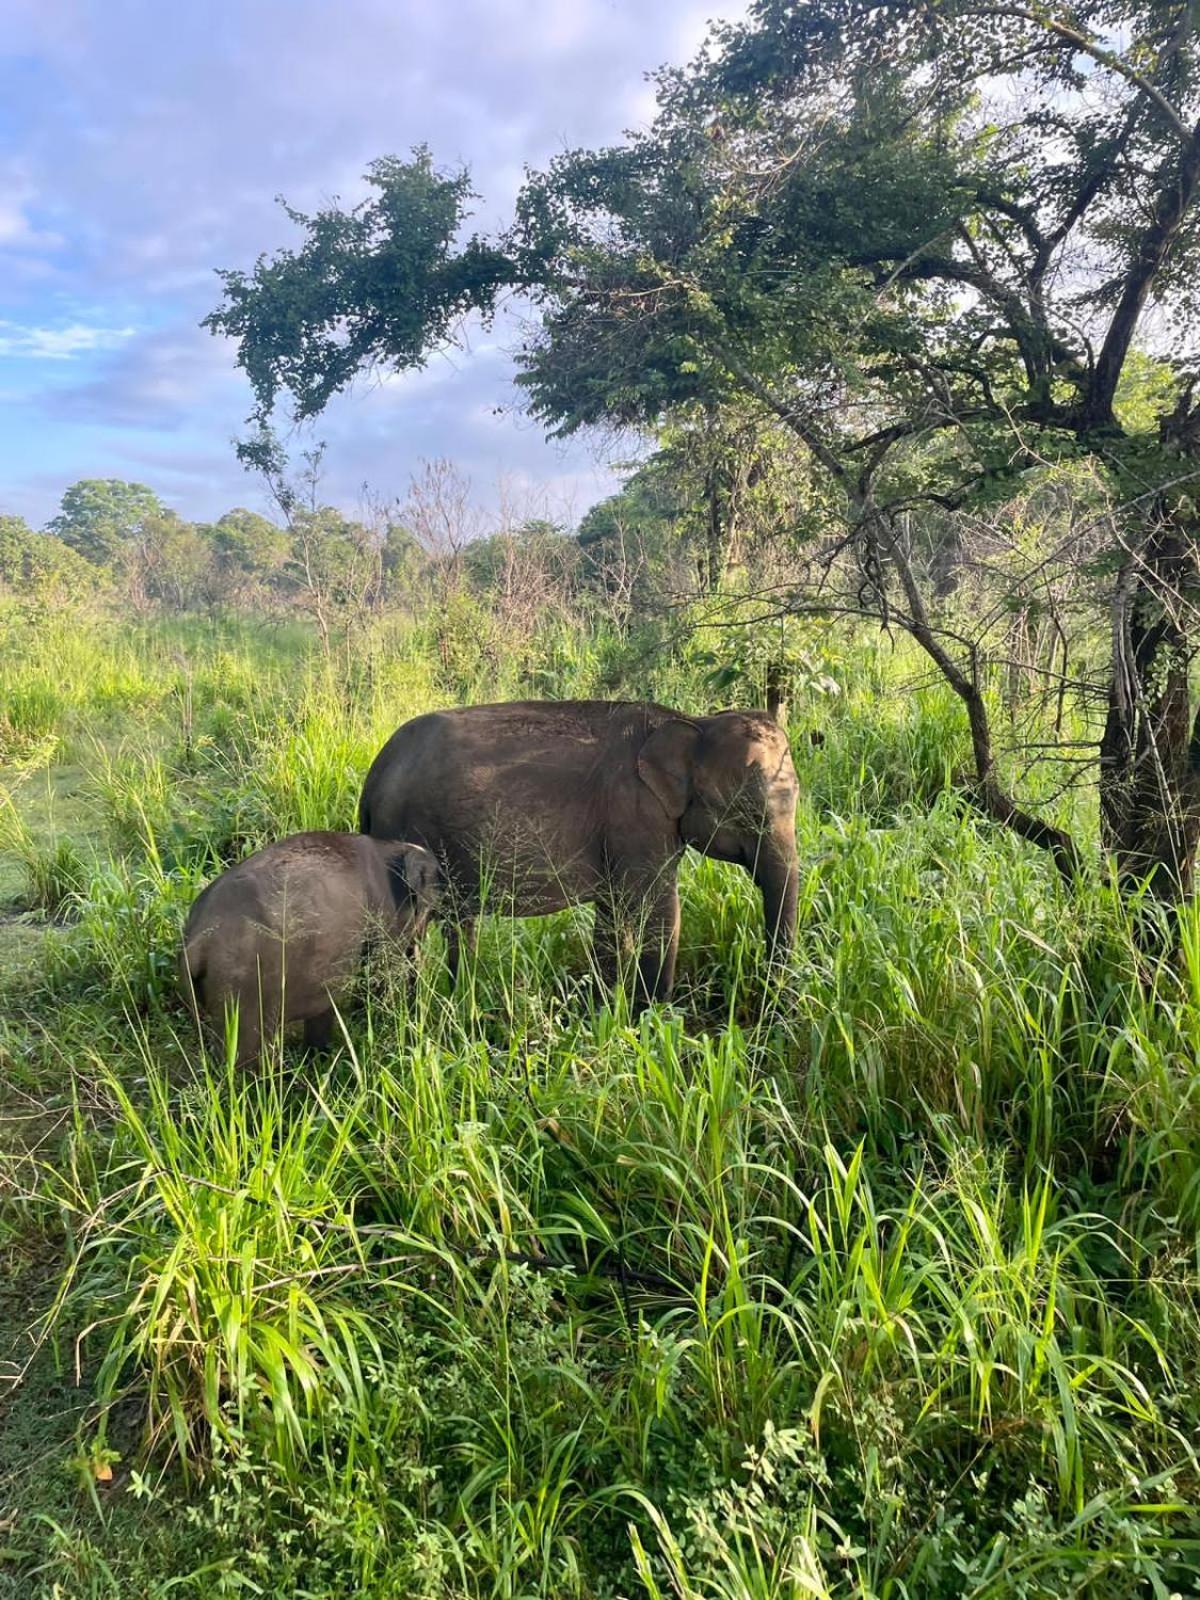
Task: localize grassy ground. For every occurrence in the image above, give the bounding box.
[1,601,1198,1598]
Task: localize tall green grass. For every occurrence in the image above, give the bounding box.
[2,605,1200,1597]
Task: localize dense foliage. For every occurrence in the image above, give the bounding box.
[3,473,588,639]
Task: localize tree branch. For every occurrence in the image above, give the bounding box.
[717,347,850,485]
[882,517,1084,880]
[971,5,1198,149]
[1084,117,1200,428]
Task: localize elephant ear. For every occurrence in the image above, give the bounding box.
[386,843,440,907]
[637,719,700,820]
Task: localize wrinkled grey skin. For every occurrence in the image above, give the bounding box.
[359,700,799,1005]
[180,831,439,1065]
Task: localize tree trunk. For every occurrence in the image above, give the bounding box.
[884,518,1083,880]
[765,661,788,723]
[1099,502,1200,904]
[699,462,733,597]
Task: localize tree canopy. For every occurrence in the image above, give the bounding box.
[0,514,97,595]
[203,150,511,427]
[47,478,167,567]
[512,0,1200,499]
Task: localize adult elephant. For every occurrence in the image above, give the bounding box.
[359,700,800,1004]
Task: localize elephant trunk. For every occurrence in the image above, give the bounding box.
[754,839,799,961]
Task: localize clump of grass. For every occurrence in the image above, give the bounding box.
[54,858,203,1009]
[54,994,1200,1596]
[72,1057,379,1475]
[0,682,65,766]
[243,707,372,836]
[0,796,92,916]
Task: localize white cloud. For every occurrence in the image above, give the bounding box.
[0,165,62,252]
[0,320,136,359]
[0,199,34,245]
[45,321,239,421]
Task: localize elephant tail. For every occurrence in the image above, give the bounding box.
[358,793,371,835]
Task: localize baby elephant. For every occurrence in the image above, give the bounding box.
[180,831,439,1066]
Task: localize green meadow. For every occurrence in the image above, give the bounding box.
[1,604,1198,1598]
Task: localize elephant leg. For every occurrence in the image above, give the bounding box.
[303,1005,337,1054]
[634,882,681,1009]
[444,918,477,986]
[593,895,627,995]
[227,992,263,1070]
[595,878,679,1010]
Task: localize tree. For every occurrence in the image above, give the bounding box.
[227,430,387,650]
[206,1,1200,912]
[396,457,485,599]
[208,507,290,601]
[462,517,578,638]
[0,514,97,599]
[286,507,386,653]
[379,520,424,603]
[577,455,701,619]
[642,407,827,598]
[511,0,1200,904]
[46,479,165,568]
[128,512,217,612]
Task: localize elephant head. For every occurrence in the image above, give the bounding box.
[637,710,800,958]
[382,840,442,941]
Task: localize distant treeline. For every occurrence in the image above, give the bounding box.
[0,474,575,618]
[0,425,815,630]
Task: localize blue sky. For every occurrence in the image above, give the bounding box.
[0,0,741,530]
